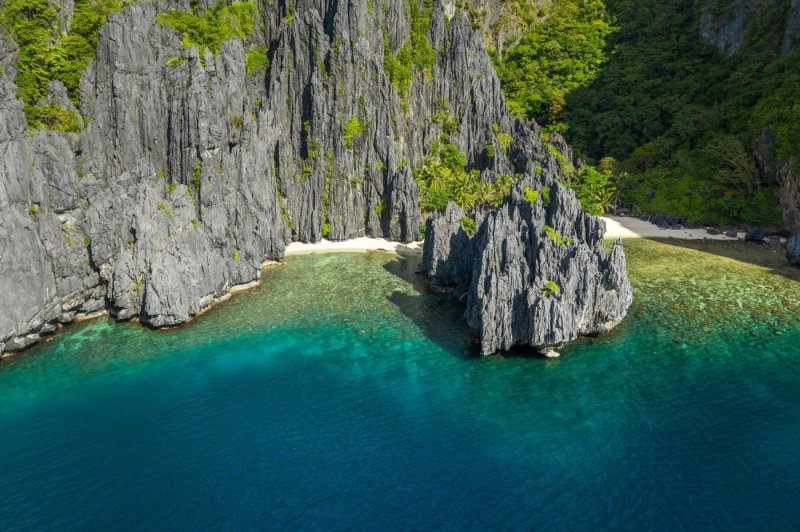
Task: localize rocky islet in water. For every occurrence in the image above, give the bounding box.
[422,184,632,355]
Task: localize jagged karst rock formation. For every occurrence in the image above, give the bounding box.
[0,0,631,356]
[423,180,632,355]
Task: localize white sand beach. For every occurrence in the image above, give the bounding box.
[601,216,743,240]
[285,237,424,255]
[281,218,746,255]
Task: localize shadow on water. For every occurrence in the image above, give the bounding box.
[383,237,800,362]
[382,253,481,360]
[642,238,800,282]
[382,252,547,360]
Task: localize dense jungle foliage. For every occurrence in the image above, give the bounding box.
[488,0,798,226]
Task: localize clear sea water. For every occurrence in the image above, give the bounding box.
[1,239,799,530]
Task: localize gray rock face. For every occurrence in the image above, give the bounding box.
[788,233,800,266]
[756,127,800,231]
[777,162,800,231]
[422,202,472,289]
[0,0,631,356]
[696,0,800,56]
[423,181,633,355]
[697,0,753,55]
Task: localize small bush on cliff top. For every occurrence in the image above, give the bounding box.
[540,280,561,297]
[543,225,572,246]
[541,186,551,206]
[245,46,269,75]
[461,217,477,236]
[27,103,83,133]
[523,187,539,203]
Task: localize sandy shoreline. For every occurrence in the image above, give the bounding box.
[0,220,760,359]
[281,218,748,250]
[285,237,423,254]
[601,216,745,240]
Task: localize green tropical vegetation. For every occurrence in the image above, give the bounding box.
[245,46,268,75]
[343,115,365,149]
[541,186,551,206]
[567,163,617,216]
[413,137,514,214]
[523,187,540,204]
[542,225,572,246]
[490,0,614,125]
[383,0,436,101]
[156,1,257,59]
[564,0,795,225]
[476,0,620,217]
[486,0,798,226]
[460,216,477,236]
[540,279,561,297]
[27,102,84,133]
[0,0,131,131]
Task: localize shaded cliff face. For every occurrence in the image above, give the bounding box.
[696,0,800,56]
[694,0,800,230]
[695,0,800,231]
[0,0,629,355]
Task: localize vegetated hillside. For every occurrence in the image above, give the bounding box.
[465,0,618,217]
[483,0,800,229]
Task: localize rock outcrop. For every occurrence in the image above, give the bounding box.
[0,0,632,356]
[422,179,632,355]
[788,233,800,267]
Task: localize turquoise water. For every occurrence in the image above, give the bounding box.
[1,241,800,530]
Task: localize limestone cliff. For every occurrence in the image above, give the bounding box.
[0,0,631,355]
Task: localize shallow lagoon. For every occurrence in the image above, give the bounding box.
[1,240,799,529]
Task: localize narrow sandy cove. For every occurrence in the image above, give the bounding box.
[285,237,424,255]
[601,216,744,240]
[283,217,741,255]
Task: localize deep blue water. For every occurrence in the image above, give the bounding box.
[1,241,799,530]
